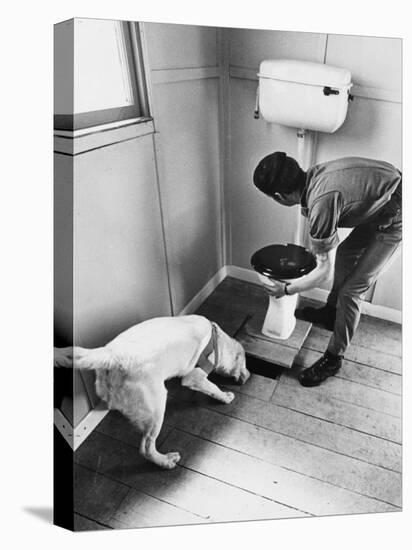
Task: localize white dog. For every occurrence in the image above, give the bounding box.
[54,314,249,469]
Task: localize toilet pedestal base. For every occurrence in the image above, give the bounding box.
[257,274,298,340]
[261,294,299,340]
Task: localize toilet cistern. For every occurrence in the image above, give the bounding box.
[251,244,316,340]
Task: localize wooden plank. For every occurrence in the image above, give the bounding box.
[295,347,402,395]
[163,429,397,516]
[110,488,207,529]
[95,410,172,449]
[164,405,401,506]
[220,373,278,402]
[271,379,401,443]
[206,277,267,314]
[345,346,402,375]
[304,325,402,371]
[74,464,130,525]
[75,431,302,522]
[237,332,297,368]
[279,371,401,418]
[353,316,401,355]
[74,513,111,531]
[245,314,312,351]
[302,324,338,350]
[194,301,248,337]
[184,388,401,472]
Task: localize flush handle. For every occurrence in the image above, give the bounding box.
[323,86,340,96]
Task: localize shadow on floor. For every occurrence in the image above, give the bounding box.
[22,506,53,524]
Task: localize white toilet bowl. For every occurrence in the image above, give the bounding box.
[251,244,316,340]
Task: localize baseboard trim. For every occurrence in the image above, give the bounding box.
[179,266,228,316]
[54,403,109,451]
[227,265,401,325]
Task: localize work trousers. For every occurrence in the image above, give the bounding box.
[326,184,402,357]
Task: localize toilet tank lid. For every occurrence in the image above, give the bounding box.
[251,243,317,280]
[258,59,352,89]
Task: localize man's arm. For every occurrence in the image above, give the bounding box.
[263,249,335,297]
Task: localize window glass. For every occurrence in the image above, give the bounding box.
[74,19,134,113]
[54,18,148,131]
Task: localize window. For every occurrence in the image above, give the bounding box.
[54,18,150,131]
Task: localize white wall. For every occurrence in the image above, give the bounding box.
[225,29,402,312]
[143,23,223,314]
[319,35,402,311]
[73,134,172,347]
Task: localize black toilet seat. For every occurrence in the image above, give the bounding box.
[251,243,316,280]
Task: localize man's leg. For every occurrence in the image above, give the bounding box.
[327,236,401,357]
[300,222,401,386]
[302,228,370,329]
[327,235,368,309]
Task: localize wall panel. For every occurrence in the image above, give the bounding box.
[229,29,326,68]
[325,35,401,100]
[73,134,172,348]
[144,22,223,314]
[152,78,222,312]
[228,78,301,268]
[143,23,218,70]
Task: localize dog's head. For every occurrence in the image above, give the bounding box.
[212,323,250,384]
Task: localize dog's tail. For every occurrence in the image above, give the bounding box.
[54,346,115,370]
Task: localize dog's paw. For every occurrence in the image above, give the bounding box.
[222,391,235,404]
[162,452,181,469]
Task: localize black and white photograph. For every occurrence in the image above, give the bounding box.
[52,15,403,532]
[4,1,410,547]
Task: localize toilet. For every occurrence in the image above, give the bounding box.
[251,244,316,340]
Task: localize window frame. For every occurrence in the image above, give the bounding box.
[54,20,150,132]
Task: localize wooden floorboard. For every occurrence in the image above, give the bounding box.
[237,332,297,367]
[164,403,401,506]
[163,429,397,516]
[74,513,111,531]
[294,348,401,394]
[75,431,302,523]
[219,373,278,402]
[239,318,312,369]
[278,371,401,418]
[303,325,402,371]
[174,386,401,472]
[352,315,401,352]
[271,378,401,443]
[95,410,172,449]
[74,464,130,527]
[345,345,402,375]
[194,301,248,337]
[109,488,207,529]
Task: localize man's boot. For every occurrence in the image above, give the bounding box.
[298,351,343,387]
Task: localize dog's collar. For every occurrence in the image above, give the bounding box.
[196,322,218,375]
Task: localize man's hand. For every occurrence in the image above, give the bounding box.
[262,279,287,298]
